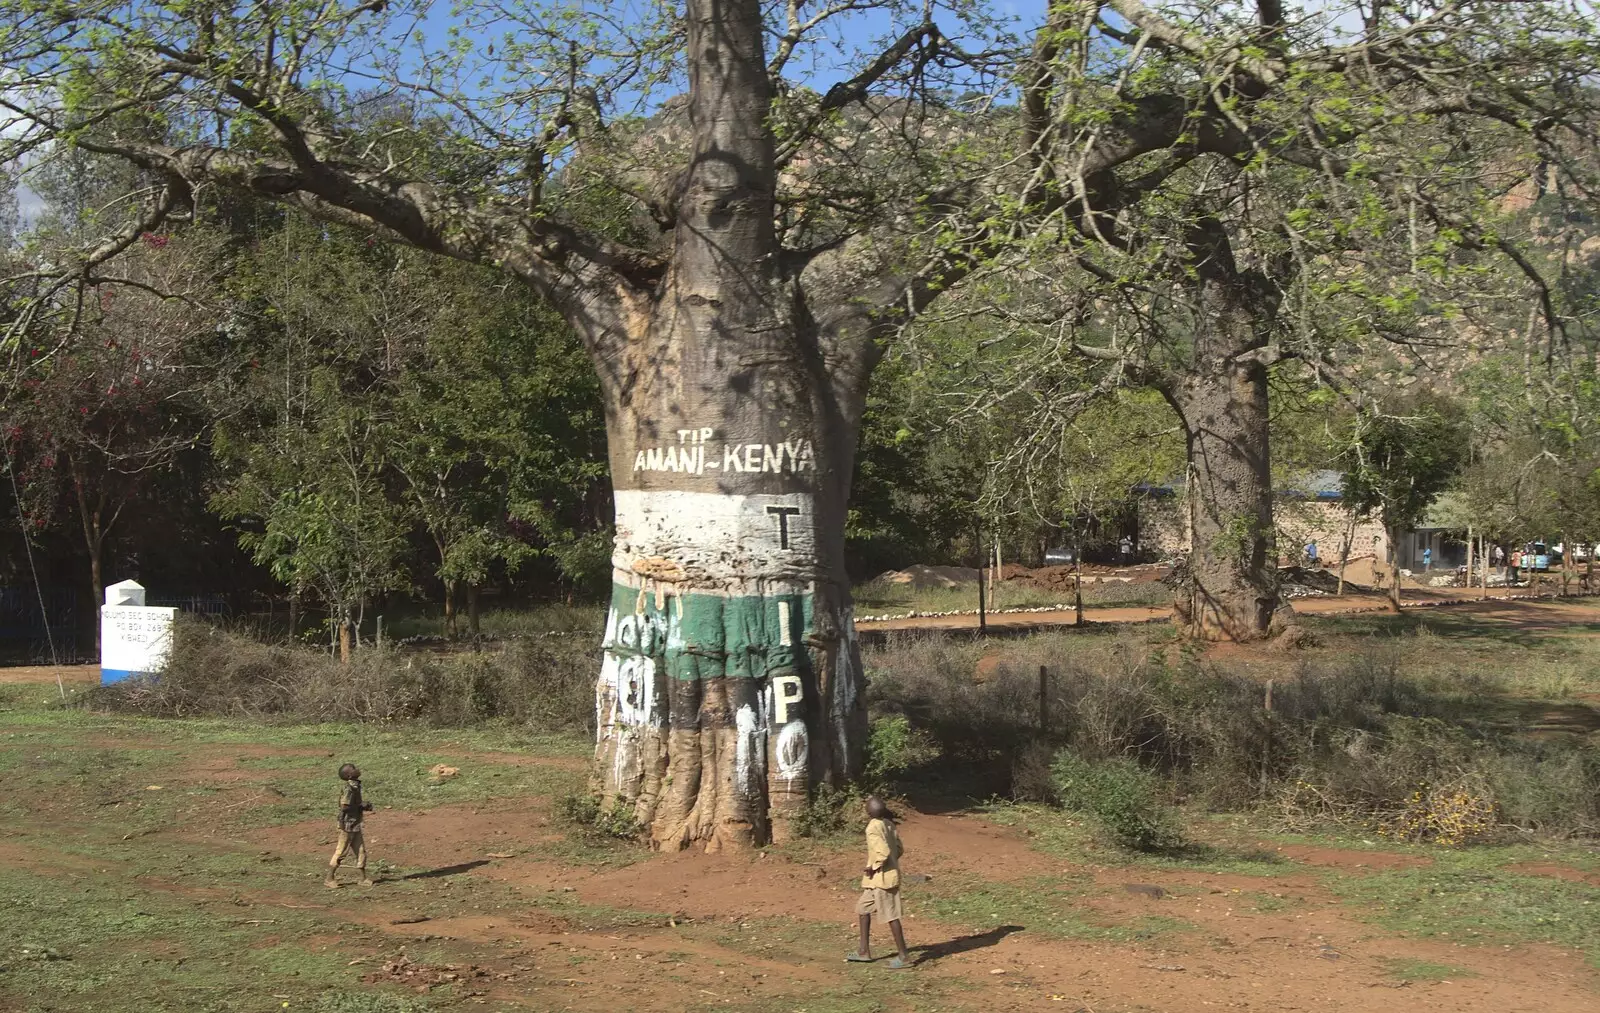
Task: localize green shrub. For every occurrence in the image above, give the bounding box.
[1051,751,1184,852]
[792,783,866,840]
[864,715,937,787]
[558,793,642,840]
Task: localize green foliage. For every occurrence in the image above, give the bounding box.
[791,783,867,841]
[211,212,610,625]
[846,348,984,576]
[1341,391,1470,537]
[1051,751,1184,852]
[862,715,937,788]
[559,793,643,841]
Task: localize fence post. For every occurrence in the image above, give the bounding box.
[376,615,384,649]
[1038,665,1049,734]
[977,564,987,635]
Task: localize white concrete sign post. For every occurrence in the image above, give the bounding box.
[100,580,177,685]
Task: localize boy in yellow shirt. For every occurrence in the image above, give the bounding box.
[846,796,910,968]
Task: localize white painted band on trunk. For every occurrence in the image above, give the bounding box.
[775,720,808,781]
[612,488,818,586]
[598,649,661,729]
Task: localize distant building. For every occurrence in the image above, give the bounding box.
[1134,469,1458,570]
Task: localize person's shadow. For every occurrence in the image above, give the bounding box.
[911,925,1024,965]
[399,860,491,881]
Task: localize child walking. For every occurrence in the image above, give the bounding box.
[325,763,375,888]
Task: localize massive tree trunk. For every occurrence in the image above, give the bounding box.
[586,0,868,851]
[1161,222,1284,642]
[1165,356,1279,640]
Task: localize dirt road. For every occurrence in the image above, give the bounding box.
[856,589,1600,633]
[0,663,99,685]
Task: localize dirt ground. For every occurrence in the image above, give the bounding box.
[0,663,99,686]
[856,586,1600,633]
[0,703,1595,1013]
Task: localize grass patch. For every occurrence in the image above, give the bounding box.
[1331,855,1600,965]
[978,804,1292,877]
[0,865,397,1012]
[0,708,587,833]
[1380,957,1476,984]
[919,875,1190,943]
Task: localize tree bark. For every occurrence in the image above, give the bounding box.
[467,582,481,637]
[1162,290,1281,639]
[586,0,868,852]
[1073,532,1084,626]
[338,618,352,663]
[1387,524,1403,612]
[1156,211,1290,642]
[443,578,458,639]
[1336,509,1357,596]
[594,376,867,852]
[1466,524,1474,592]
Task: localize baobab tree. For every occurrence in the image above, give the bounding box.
[1002,0,1599,638]
[0,0,1004,850]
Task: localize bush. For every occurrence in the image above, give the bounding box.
[792,783,866,840]
[559,793,642,840]
[88,617,596,731]
[1009,739,1057,804]
[1051,751,1184,852]
[864,627,1600,840]
[863,715,937,788]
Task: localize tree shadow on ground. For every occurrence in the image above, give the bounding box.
[911,924,1024,965]
[400,860,491,880]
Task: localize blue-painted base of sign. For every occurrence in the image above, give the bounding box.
[100,668,147,685]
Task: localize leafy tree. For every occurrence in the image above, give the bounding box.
[212,365,410,660]
[1,227,222,646]
[1340,393,1470,610]
[998,0,1600,639]
[219,213,608,644]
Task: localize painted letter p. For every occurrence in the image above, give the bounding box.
[771,673,804,725]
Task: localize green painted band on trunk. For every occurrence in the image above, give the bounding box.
[604,582,814,681]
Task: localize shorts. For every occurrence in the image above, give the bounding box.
[856,887,903,923]
[329,828,367,867]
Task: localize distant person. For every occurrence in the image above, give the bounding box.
[1509,548,1521,584]
[1422,546,1432,572]
[325,763,375,888]
[1305,541,1319,567]
[845,796,910,969]
[1118,535,1133,563]
[1493,544,1505,570]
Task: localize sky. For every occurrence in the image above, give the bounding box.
[0,2,1476,229]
